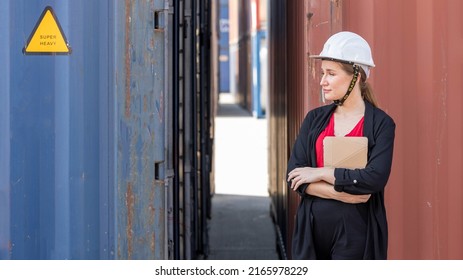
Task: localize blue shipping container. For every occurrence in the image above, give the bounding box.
[0,0,167,259]
[219,0,230,93]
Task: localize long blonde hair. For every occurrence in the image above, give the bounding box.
[340,63,378,108]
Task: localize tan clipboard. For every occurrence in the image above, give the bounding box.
[323,136,368,169]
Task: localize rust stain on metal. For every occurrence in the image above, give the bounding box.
[117,235,122,259]
[151,232,156,254]
[149,180,156,253]
[125,0,132,118]
[149,185,155,225]
[126,182,134,259]
[156,91,164,123]
[332,0,341,7]
[143,95,148,112]
[150,37,155,50]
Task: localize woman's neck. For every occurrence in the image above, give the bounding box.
[335,91,365,116]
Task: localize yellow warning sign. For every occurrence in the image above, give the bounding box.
[23,6,71,55]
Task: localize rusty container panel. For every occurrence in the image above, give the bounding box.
[267,0,343,258]
[268,0,288,258]
[284,0,343,259]
[229,0,253,112]
[115,0,167,259]
[283,0,463,259]
[251,0,266,31]
[341,0,463,260]
[268,0,339,259]
[271,0,463,260]
[258,0,268,30]
[284,0,310,259]
[228,0,239,44]
[229,0,239,97]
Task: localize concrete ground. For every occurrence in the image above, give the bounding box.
[207,93,279,260]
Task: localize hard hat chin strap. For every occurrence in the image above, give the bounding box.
[334,65,360,106]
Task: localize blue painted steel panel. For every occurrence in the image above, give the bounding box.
[219,58,230,93]
[113,0,166,260]
[152,0,167,260]
[0,0,112,259]
[0,0,11,261]
[252,30,266,118]
[1,0,167,261]
[219,1,230,92]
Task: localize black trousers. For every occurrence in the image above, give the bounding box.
[311,198,368,260]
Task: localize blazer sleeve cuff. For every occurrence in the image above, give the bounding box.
[334,168,360,192]
[295,183,310,197]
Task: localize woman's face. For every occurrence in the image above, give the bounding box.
[320,60,353,101]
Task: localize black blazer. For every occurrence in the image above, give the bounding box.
[287,101,396,259]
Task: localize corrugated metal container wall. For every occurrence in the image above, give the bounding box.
[257,0,267,30]
[115,0,167,260]
[210,0,219,196]
[229,0,252,112]
[114,0,168,259]
[218,0,230,93]
[1,0,113,260]
[284,0,309,260]
[250,0,267,118]
[341,0,463,260]
[269,0,343,259]
[270,0,463,260]
[169,0,216,259]
[228,0,238,97]
[0,0,167,259]
[0,2,10,258]
[268,0,288,259]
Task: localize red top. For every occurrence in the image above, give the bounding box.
[315,114,365,167]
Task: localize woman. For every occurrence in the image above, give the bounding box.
[287,31,395,260]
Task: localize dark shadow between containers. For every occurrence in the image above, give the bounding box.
[217,103,252,118]
[216,93,252,118]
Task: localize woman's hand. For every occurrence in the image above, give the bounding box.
[288,167,319,191]
[288,167,335,191]
[304,181,371,204]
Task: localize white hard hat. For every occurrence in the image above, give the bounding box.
[311,31,375,77]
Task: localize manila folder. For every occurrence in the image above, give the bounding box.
[323,136,368,169]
